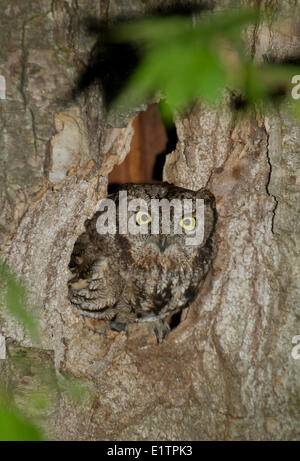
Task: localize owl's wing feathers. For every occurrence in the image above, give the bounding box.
[68,258,120,319]
[68,221,120,319]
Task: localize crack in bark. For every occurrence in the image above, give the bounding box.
[264,122,278,234]
[29,108,38,157]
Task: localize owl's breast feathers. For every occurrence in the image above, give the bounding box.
[118,248,210,320]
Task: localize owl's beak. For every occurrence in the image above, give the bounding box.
[158,236,168,252]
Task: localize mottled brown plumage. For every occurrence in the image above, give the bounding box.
[68,183,217,340]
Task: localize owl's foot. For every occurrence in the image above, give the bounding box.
[109,318,170,343]
[149,319,170,343]
[109,320,128,333]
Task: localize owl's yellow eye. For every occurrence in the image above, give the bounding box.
[136,211,152,226]
[180,217,196,231]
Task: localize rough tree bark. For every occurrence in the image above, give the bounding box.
[0,0,299,440]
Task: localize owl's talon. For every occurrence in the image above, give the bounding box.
[151,319,170,343]
[109,320,128,333]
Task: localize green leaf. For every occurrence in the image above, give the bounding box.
[114,16,190,44]
[57,373,92,405]
[113,7,260,114]
[0,261,39,341]
[0,406,44,441]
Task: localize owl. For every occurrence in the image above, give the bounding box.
[68,183,217,341]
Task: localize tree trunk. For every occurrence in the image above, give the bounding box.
[0,0,299,440]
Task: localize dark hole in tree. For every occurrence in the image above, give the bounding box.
[168,311,183,331]
[108,103,177,185]
[152,118,178,182]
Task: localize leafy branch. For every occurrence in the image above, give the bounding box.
[112,7,299,118]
